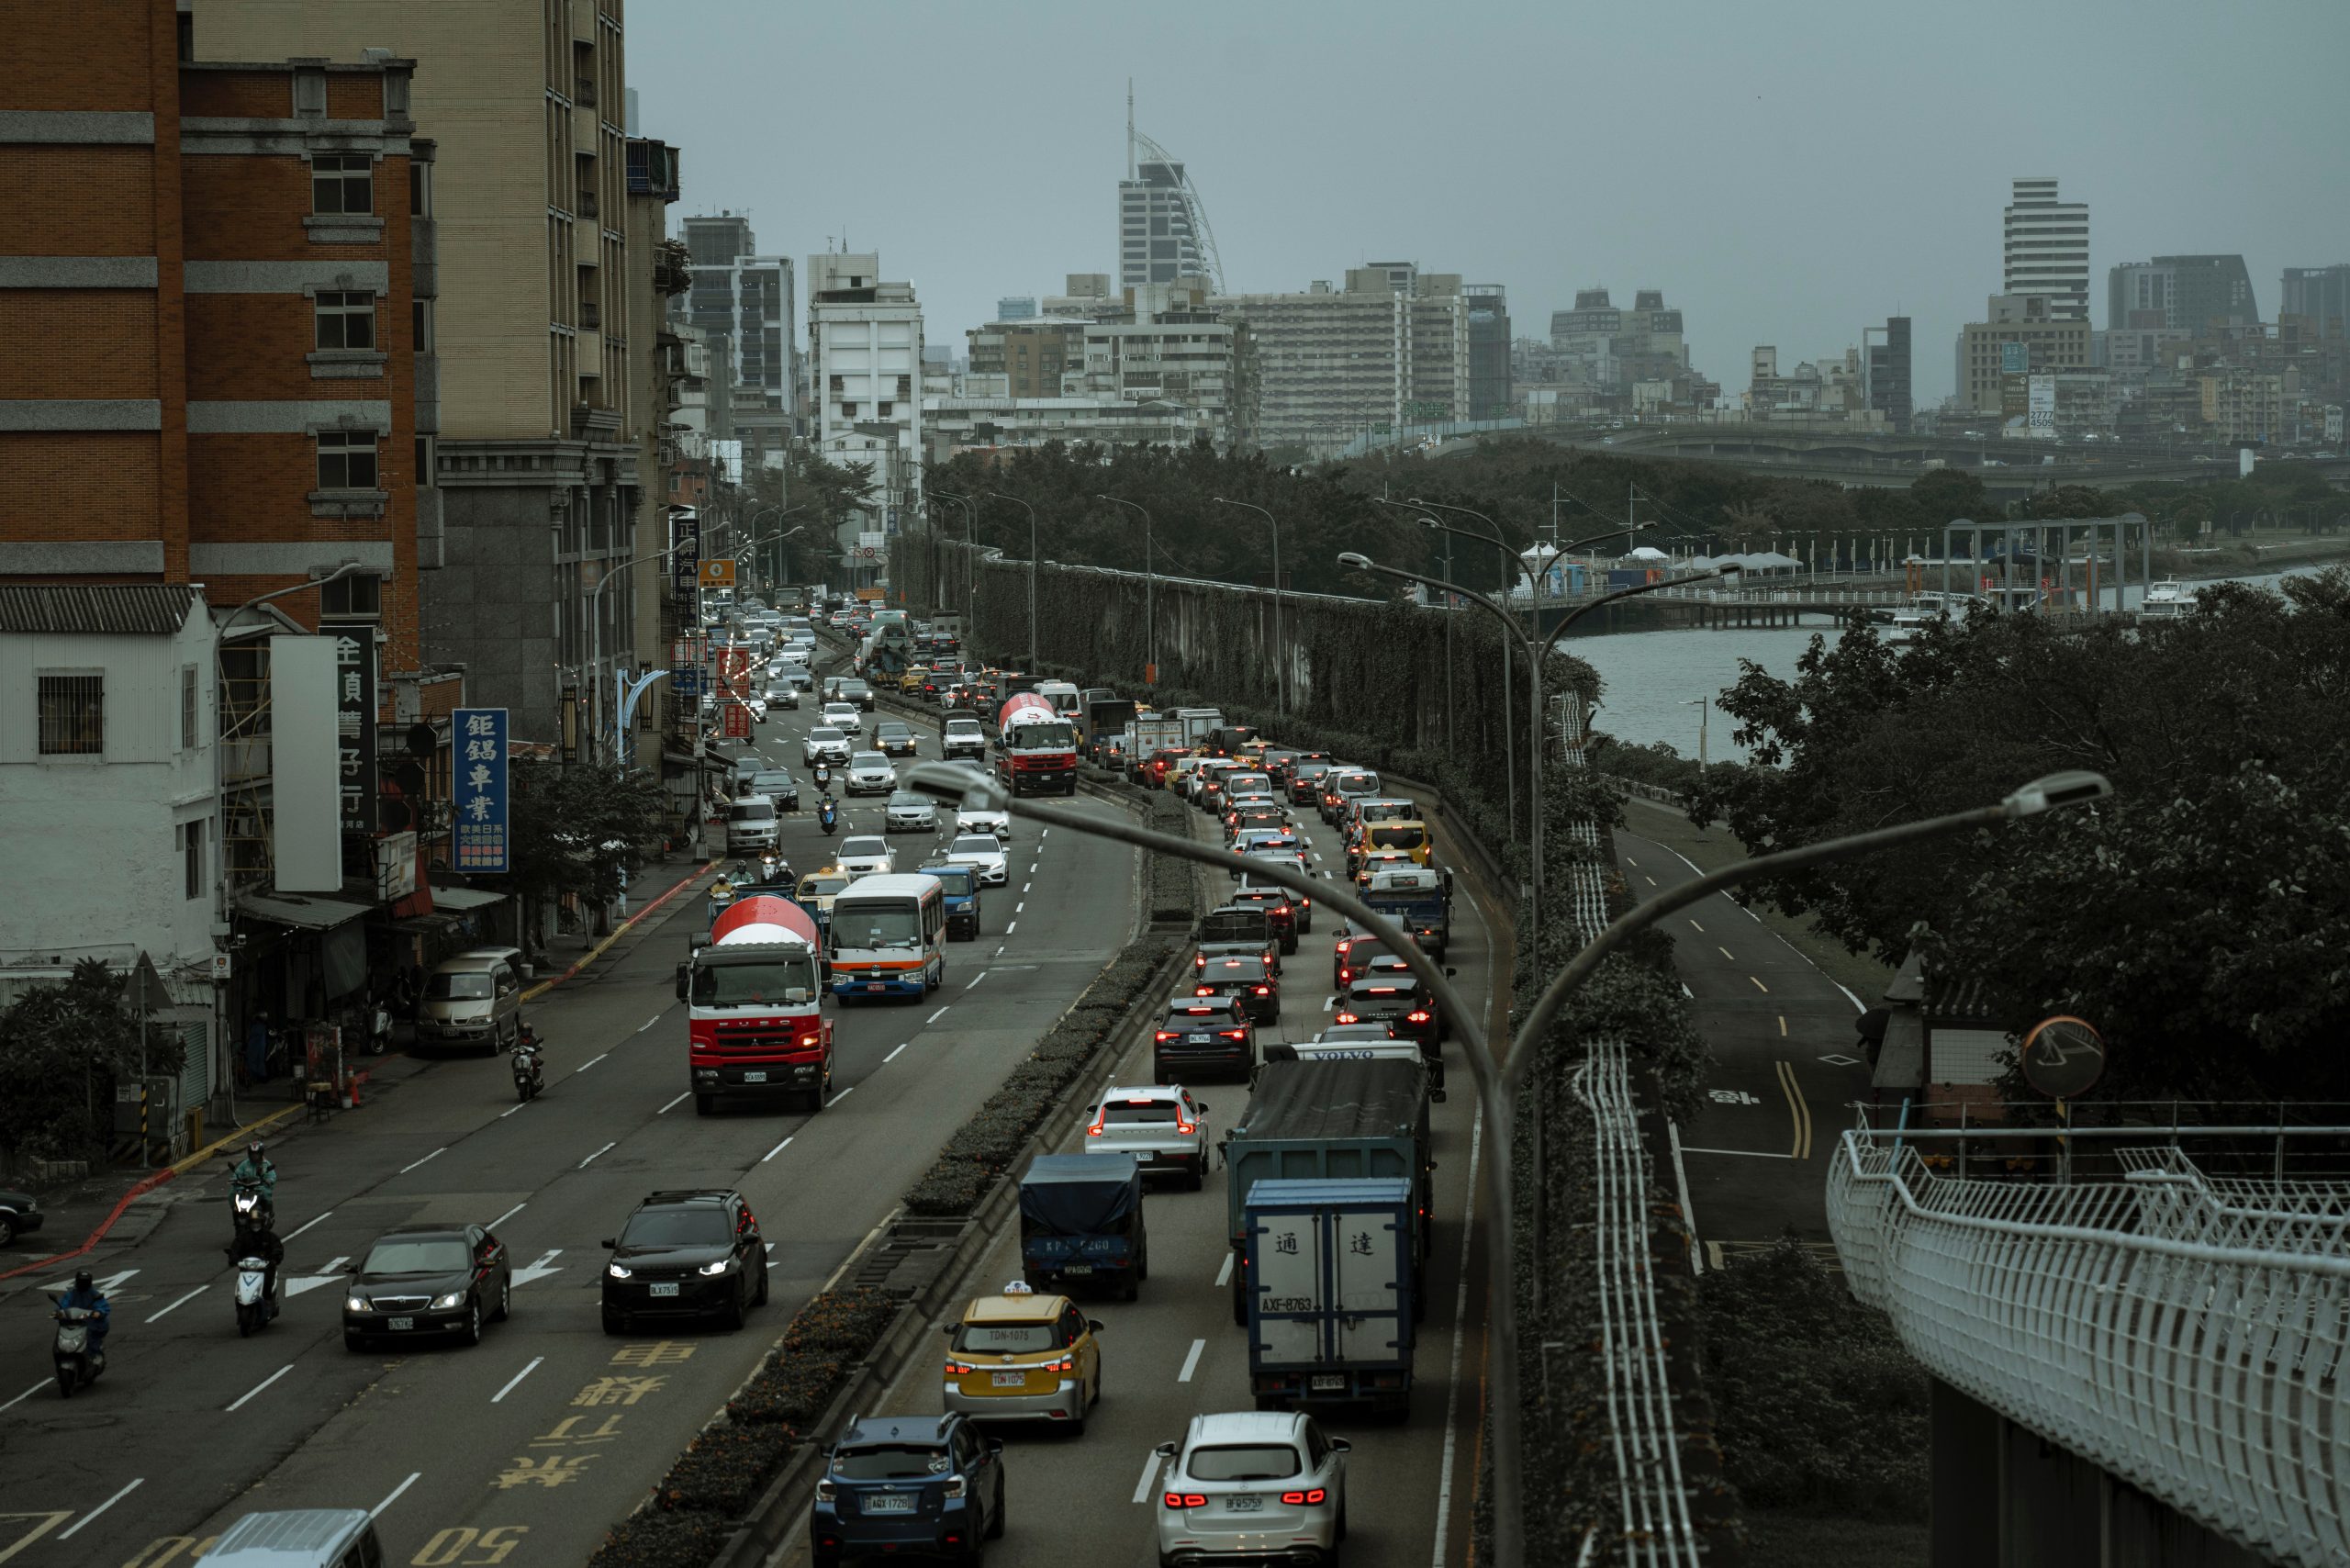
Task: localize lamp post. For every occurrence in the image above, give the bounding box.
[589,543,678,761]
[1376,498,1516,836]
[979,490,1039,673]
[1211,498,1283,710]
[1684,697,1709,773]
[929,487,980,634]
[1096,494,1157,687]
[901,756,2114,1567]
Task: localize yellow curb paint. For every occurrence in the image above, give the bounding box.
[520,858,722,1003]
[170,1103,305,1176]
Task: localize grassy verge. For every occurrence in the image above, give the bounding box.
[1617,794,1895,1007]
[1741,1511,1927,1568]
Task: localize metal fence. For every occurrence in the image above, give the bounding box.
[1828,1121,2350,1567]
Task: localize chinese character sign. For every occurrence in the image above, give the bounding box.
[323,621,378,835]
[453,707,510,873]
[722,700,750,740]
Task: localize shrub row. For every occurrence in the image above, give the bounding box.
[901,935,1180,1217]
[587,1286,899,1568]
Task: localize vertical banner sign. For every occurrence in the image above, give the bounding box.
[671,511,700,610]
[322,622,378,835]
[722,700,750,740]
[722,647,750,699]
[453,707,510,873]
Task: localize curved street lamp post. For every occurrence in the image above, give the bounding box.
[902,757,2113,1567]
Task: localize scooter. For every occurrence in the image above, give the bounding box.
[511,1026,545,1103]
[229,1177,274,1238]
[232,1250,275,1337]
[817,800,838,836]
[51,1301,105,1396]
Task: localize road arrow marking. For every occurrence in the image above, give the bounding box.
[284,1256,349,1297]
[46,1269,136,1295]
[512,1249,564,1287]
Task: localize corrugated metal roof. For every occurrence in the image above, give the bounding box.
[0,584,200,635]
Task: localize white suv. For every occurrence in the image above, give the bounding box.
[1083,1085,1211,1189]
[801,726,851,767]
[1154,1411,1349,1563]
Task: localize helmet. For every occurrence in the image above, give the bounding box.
[73,1268,94,1291]
[247,1140,265,1160]
[1001,1280,1034,1296]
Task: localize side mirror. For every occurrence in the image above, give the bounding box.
[1330,1438,1352,1453]
[674,962,690,1002]
[940,1324,955,1337]
[1154,1441,1178,1458]
[343,1261,360,1273]
[987,1438,1005,1456]
[1429,1087,1449,1103]
[1087,1318,1105,1332]
[599,1238,615,1249]
[1192,1101,1210,1113]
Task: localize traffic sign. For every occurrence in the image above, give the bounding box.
[699,559,737,588]
[2020,1015,2105,1100]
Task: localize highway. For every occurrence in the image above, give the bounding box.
[0,674,1140,1568]
[770,745,1500,1568]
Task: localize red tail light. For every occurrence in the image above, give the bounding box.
[1154,1030,1178,1043]
[1281,1488,1328,1506]
[1165,1493,1206,1510]
[1406,1010,1432,1024]
[1175,1117,1195,1135]
[1219,1028,1248,1041]
[1086,1112,1106,1137]
[1335,1012,1360,1025]
[1194,985,1215,997]
[946,1360,974,1374]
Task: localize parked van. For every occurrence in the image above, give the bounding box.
[419,950,523,1054]
[204,1510,385,1568]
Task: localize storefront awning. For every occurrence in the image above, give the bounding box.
[236,890,375,931]
[430,887,506,913]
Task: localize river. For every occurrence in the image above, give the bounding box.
[1572,565,2324,760]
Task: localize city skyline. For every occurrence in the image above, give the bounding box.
[631,0,2350,409]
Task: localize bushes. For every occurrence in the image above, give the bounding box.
[587,1511,735,1568]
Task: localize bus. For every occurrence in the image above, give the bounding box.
[827,873,947,1000]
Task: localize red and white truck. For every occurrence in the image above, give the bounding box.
[994,692,1079,796]
[675,895,834,1115]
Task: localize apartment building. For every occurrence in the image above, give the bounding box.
[2108,255,2257,332]
[202,0,657,753]
[1210,263,1470,456]
[1956,294,2095,414]
[809,251,923,550]
[680,212,794,459]
[2004,176,2090,322]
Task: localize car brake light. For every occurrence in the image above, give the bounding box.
[1282,1488,1328,1506]
[1086,1114,1106,1137]
[1336,1012,1360,1025]
[1219,1028,1248,1041]
[1407,1010,1432,1024]
[1046,1355,1074,1372]
[1176,1116,1195,1135]
[1165,1493,1207,1509]
[1194,985,1214,997]
[1253,985,1270,995]
[1155,1030,1177,1043]
[946,1360,974,1374]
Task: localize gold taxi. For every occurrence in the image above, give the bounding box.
[899,663,933,696]
[941,1286,1103,1433]
[1353,847,1421,889]
[1360,818,1433,868]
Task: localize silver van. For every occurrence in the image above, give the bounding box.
[419,950,522,1055]
[203,1509,385,1568]
[726,793,780,854]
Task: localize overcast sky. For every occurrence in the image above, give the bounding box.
[631,0,2349,407]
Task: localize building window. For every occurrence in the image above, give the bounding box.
[829,375,844,393]
[840,401,856,418]
[409,161,431,217]
[412,297,433,352]
[184,819,205,900]
[181,665,198,749]
[416,433,435,486]
[318,431,379,489]
[319,571,383,619]
[293,69,327,117]
[312,153,373,216]
[877,401,893,417]
[315,290,376,350]
[37,673,103,756]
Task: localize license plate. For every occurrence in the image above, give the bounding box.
[867,982,886,992]
[990,1371,1027,1387]
[1188,1033,1211,1043]
[1312,1373,1347,1391]
[743,1070,767,1083]
[1225,1495,1263,1512]
[1061,1263,1094,1276]
[649,1282,680,1298]
[388,1316,414,1331]
[864,1494,915,1514]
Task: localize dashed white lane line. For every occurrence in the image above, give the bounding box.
[1,1378,48,1412]
[1751,976,1770,993]
[489,1357,544,1405]
[1005,921,1018,934]
[1131,1450,1162,1506]
[659,1091,689,1114]
[966,972,987,991]
[578,1140,616,1170]
[574,1053,609,1073]
[1689,919,1704,933]
[1717,946,1736,962]
[1323,995,1336,1012]
[57,1478,142,1540]
[636,1013,663,1033]
[927,1006,949,1024]
[1023,881,1032,893]
[225,1364,292,1411]
[369,1472,422,1519]
[761,1135,795,1164]
[828,1086,856,1106]
[283,1209,333,1243]
[1214,1252,1234,1288]
[489,1200,528,1230]
[147,1285,207,1323]
[1177,1338,1205,1383]
[398,1147,446,1175]
[500,1102,527,1119]
[1015,902,1024,913]
[885,1041,911,1062]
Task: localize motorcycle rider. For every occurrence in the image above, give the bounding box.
[56,1268,111,1363]
[817,796,837,834]
[224,1221,286,1320]
[230,1139,278,1229]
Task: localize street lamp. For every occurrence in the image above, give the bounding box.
[1375,498,1516,835]
[979,490,1039,674]
[1684,698,1708,773]
[1096,494,1158,687]
[589,543,680,761]
[929,487,980,633]
[901,757,2112,1567]
[1211,498,1284,711]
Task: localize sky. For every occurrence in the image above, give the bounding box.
[629,0,2350,408]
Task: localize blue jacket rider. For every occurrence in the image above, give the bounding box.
[57,1268,109,1355]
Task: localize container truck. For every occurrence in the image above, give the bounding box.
[1242,1177,1415,1416]
[994,693,1079,795]
[673,895,833,1115]
[1218,1058,1433,1326]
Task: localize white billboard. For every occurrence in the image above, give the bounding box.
[269,635,343,892]
[2026,375,2056,437]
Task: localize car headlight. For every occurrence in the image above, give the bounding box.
[608,1262,632,1279]
[432,1291,467,1309]
[698,1259,736,1276]
[345,1294,368,1313]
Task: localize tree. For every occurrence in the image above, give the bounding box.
[1688,570,2350,1103]
[506,759,669,942]
[1908,467,1987,526]
[0,959,181,1162]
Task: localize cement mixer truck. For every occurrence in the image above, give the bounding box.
[674,894,834,1115]
[995,692,1079,796]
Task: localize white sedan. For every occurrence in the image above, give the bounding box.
[845,751,899,796]
[802,726,852,767]
[957,807,1011,840]
[822,701,867,738]
[835,835,894,877]
[943,833,1009,886]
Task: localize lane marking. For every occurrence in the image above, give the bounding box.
[397,1147,445,1175]
[1177,1338,1205,1383]
[994,945,1006,958]
[56,1478,141,1541]
[965,972,987,991]
[489,1201,528,1230]
[1015,902,1024,913]
[636,1013,664,1034]
[1687,919,1704,933]
[1717,946,1735,962]
[1624,854,1639,866]
[369,1472,421,1519]
[577,1140,616,1170]
[1214,1252,1234,1288]
[1429,1105,1484,1568]
[1131,1450,1162,1506]
[927,1006,949,1024]
[574,1053,609,1073]
[283,1210,333,1242]
[1,1378,49,1412]
[1323,995,1335,1013]
[225,1364,292,1411]
[659,1092,689,1114]
[1678,1145,1797,1159]
[1835,982,1866,1014]
[761,1136,795,1164]
[1681,982,1695,999]
[490,1357,544,1405]
[1645,875,1657,886]
[499,1102,527,1119]
[1023,881,1032,893]
[1777,1060,1814,1159]
[884,1042,910,1063]
[147,1284,207,1323]
[1751,976,1770,993]
[1669,1120,1702,1276]
[1005,921,1017,934]
[828,1086,856,1106]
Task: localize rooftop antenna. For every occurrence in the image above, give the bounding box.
[1126,79,1136,181]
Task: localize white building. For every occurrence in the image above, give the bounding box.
[808,252,924,547]
[0,585,221,1114]
[923,394,1221,456]
[2004,176,2091,323]
[1211,263,1470,456]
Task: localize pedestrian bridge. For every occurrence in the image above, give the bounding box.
[1828,1115,2350,1567]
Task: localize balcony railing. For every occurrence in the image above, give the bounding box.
[579,301,601,330]
[577,189,599,220]
[575,76,598,107]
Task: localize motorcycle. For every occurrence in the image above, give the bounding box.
[51,1302,105,1396]
[811,764,832,793]
[229,1177,274,1238]
[818,801,838,836]
[511,1028,545,1103]
[233,1250,275,1337]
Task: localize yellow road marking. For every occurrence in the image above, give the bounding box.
[1751,976,1769,993]
[0,1516,73,1568]
[1775,1060,1813,1159]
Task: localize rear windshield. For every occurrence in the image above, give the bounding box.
[1370,826,1424,848]
[363,1238,469,1274]
[619,1208,732,1248]
[728,802,775,823]
[953,1322,1058,1353]
[1187,1444,1302,1482]
[834,1446,950,1481]
[1102,1102,1179,1124]
[427,972,492,1001]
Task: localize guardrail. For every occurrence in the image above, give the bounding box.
[1827,1124,2350,1567]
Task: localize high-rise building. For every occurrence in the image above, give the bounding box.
[1464,286,1512,421]
[1117,95,1220,295]
[2003,177,2090,322]
[2107,256,2257,331]
[1547,287,1694,392]
[203,0,659,753]
[997,296,1037,322]
[2282,265,2350,336]
[808,252,923,557]
[1210,263,1469,456]
[681,215,795,460]
[1865,317,1913,433]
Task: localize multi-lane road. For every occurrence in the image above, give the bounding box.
[0,686,1140,1568]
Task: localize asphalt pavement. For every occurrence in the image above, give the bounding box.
[0,683,1141,1568]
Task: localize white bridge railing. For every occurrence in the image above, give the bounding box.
[1828,1124,2350,1567]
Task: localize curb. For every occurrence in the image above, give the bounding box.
[0,1166,179,1283]
[520,856,720,1003]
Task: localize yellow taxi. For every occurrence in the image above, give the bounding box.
[1360,818,1433,868]
[941,1284,1102,1433]
[899,663,933,696]
[1353,847,1421,889]
[794,868,852,931]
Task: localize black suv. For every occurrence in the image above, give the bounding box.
[600,1189,769,1334]
[1192,953,1281,1025]
[811,1412,1003,1564]
[1154,994,1257,1082]
[1225,886,1298,953]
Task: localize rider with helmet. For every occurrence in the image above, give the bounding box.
[56,1269,111,1361]
[230,1140,278,1226]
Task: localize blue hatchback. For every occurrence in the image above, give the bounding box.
[811,1412,1004,1563]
